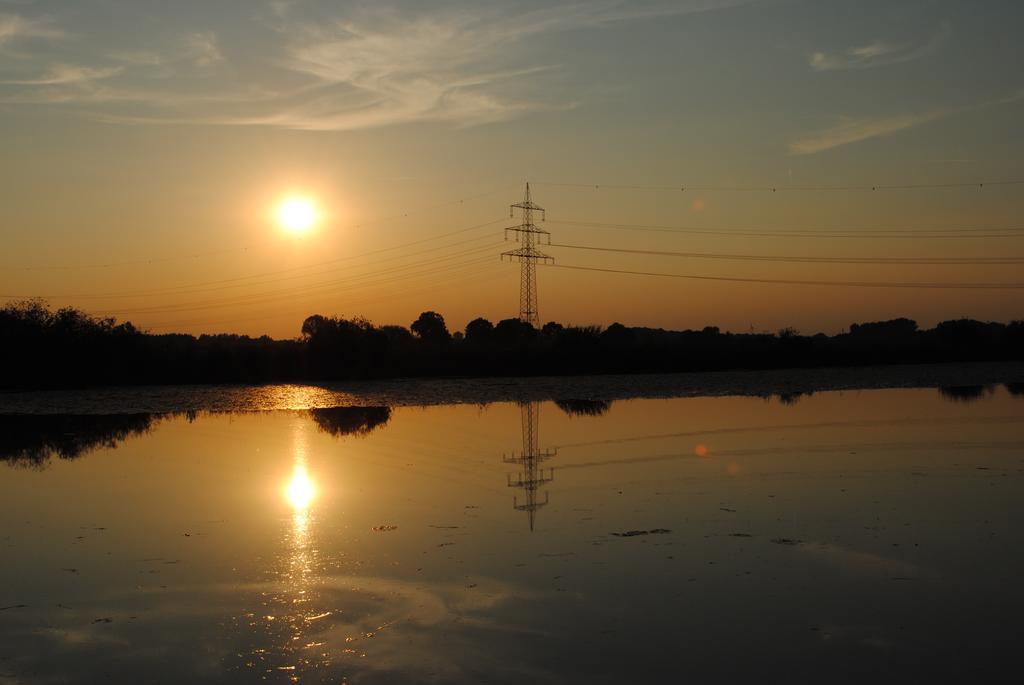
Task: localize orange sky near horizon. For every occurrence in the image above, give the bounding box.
[2,0,1023,338]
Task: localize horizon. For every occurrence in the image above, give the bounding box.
[13,300,1019,341]
[3,0,1024,337]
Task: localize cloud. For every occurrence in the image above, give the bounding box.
[107,31,224,70]
[184,31,223,67]
[789,110,947,155]
[107,50,165,67]
[270,0,300,20]
[250,1,747,131]
[809,23,950,72]
[0,13,63,46]
[0,1,753,131]
[789,90,1024,155]
[4,63,122,85]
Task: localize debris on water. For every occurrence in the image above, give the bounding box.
[183,533,191,537]
[720,507,737,513]
[92,617,113,624]
[437,542,454,547]
[729,533,754,538]
[611,528,671,537]
[466,583,477,589]
[62,568,78,573]
[0,604,27,611]
[771,538,803,546]
[372,525,398,532]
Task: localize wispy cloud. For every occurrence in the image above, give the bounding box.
[809,23,950,72]
[0,13,63,46]
[789,111,947,155]
[183,31,223,67]
[108,31,224,70]
[107,50,165,67]
[232,1,750,131]
[0,1,753,131]
[4,63,122,86]
[789,90,1024,155]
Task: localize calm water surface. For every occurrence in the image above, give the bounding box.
[1,386,1022,683]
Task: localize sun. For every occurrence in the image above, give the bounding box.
[277,196,318,234]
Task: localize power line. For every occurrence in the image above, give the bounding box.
[545,263,1024,289]
[535,179,1024,193]
[142,265,508,331]
[548,219,1024,239]
[103,246,505,316]
[90,244,505,317]
[1,185,519,272]
[1,218,507,300]
[549,243,1024,265]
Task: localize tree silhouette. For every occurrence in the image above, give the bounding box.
[411,311,450,343]
[2,301,1022,389]
[554,399,613,417]
[309,407,391,437]
[494,317,535,345]
[0,413,160,468]
[938,385,993,403]
[541,321,564,336]
[465,317,494,344]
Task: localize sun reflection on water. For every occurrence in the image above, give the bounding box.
[286,465,316,511]
[238,418,335,681]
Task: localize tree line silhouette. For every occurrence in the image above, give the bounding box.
[1,405,392,468]
[1,299,1022,389]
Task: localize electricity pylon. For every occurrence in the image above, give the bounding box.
[504,401,556,532]
[501,183,552,327]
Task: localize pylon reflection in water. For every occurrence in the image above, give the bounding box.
[504,401,557,531]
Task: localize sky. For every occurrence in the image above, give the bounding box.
[1,0,1023,338]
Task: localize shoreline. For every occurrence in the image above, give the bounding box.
[2,360,1022,414]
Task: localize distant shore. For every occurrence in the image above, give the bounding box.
[3,302,1023,392]
[2,361,1021,415]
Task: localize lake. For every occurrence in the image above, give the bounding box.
[1,379,1023,683]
